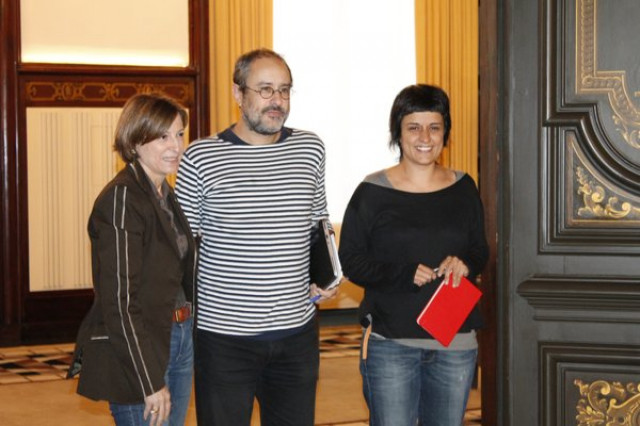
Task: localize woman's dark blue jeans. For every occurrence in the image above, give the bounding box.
[360,336,477,426]
[109,317,194,425]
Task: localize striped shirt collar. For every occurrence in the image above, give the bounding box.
[219,126,292,146]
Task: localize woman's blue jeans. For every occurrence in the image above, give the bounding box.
[110,317,194,425]
[360,336,477,426]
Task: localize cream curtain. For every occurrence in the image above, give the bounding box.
[415,0,479,182]
[209,0,273,133]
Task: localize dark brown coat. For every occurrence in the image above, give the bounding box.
[69,161,196,404]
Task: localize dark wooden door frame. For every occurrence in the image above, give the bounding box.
[0,0,21,345]
[0,0,209,345]
[478,0,503,425]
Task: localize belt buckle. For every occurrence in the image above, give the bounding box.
[174,303,191,323]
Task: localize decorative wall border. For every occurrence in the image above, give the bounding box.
[540,342,640,426]
[20,72,196,107]
[24,80,193,106]
[518,276,640,323]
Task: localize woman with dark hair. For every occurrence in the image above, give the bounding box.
[338,84,488,425]
[68,93,196,426]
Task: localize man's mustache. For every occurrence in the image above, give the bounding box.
[262,106,286,114]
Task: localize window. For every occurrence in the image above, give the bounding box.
[21,0,189,66]
[274,0,416,219]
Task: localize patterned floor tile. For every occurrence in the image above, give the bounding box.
[0,325,483,425]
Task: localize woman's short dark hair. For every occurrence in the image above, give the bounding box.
[388,84,452,155]
[233,48,293,88]
[114,93,188,163]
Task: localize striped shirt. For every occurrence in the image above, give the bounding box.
[175,127,328,336]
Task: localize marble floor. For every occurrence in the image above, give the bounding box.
[0,325,481,425]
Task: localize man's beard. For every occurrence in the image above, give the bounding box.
[243,106,288,135]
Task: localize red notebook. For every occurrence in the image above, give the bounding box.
[416,275,482,347]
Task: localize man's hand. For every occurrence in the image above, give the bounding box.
[310,282,340,303]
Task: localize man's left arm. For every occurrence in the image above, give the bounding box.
[309,142,339,302]
[310,146,329,222]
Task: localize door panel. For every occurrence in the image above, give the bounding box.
[497,0,640,424]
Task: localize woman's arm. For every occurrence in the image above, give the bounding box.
[338,184,418,293]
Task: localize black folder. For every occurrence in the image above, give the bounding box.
[309,219,343,290]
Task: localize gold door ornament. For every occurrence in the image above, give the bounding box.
[566,135,640,224]
[575,379,640,425]
[576,166,640,220]
[577,0,640,151]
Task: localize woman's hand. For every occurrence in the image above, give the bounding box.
[310,283,339,303]
[437,256,469,288]
[144,386,171,426]
[413,264,439,287]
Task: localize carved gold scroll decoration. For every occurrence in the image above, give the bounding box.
[25,81,192,105]
[576,0,640,149]
[576,167,640,219]
[575,379,640,425]
[569,136,640,221]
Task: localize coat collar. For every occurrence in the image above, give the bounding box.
[126,161,194,259]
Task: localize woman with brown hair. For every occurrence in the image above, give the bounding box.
[69,93,196,426]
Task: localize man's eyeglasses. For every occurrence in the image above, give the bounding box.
[244,86,292,100]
